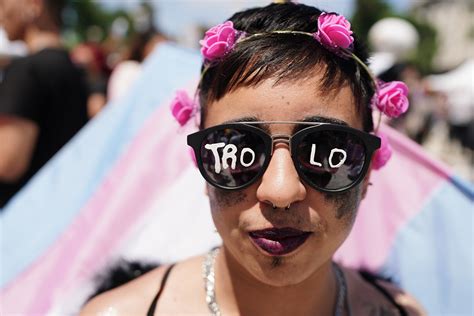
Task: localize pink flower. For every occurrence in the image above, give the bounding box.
[314,13,354,50]
[199,21,237,61]
[373,81,409,118]
[170,90,196,126]
[372,132,392,170]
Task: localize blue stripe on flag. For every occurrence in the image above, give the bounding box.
[0,44,201,288]
[380,176,473,315]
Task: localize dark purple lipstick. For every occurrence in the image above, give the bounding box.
[249,227,311,256]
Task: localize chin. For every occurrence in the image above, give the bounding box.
[258,267,309,287]
[240,238,326,287]
[5,30,20,42]
[249,252,319,287]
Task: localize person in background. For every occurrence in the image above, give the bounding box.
[107,30,168,102]
[71,42,110,118]
[0,0,88,209]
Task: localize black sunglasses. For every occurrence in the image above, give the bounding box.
[187,122,381,193]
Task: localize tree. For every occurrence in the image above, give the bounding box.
[62,0,133,44]
[351,0,394,44]
[351,0,438,74]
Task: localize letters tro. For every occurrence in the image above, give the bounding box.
[204,143,347,174]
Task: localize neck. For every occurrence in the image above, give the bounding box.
[24,27,61,54]
[214,246,338,316]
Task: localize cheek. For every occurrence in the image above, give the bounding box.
[323,184,362,228]
[4,4,17,20]
[3,10,23,37]
[208,185,249,233]
[209,186,247,208]
[303,184,362,250]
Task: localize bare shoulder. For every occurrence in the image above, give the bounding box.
[152,255,209,314]
[375,278,427,316]
[80,255,207,316]
[80,265,170,316]
[342,267,427,316]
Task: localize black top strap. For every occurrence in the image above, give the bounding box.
[359,271,408,316]
[146,266,407,316]
[146,264,175,316]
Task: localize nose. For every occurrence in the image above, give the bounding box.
[256,143,306,208]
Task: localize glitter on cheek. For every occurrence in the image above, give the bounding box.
[208,185,250,239]
[323,183,362,226]
[208,185,248,209]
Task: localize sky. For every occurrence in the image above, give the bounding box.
[98,0,410,40]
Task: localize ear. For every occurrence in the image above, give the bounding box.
[204,183,209,196]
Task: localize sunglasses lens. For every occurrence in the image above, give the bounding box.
[295,130,367,191]
[199,127,268,189]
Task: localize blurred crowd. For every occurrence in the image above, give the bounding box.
[379,59,473,178]
[69,28,167,117]
[0,0,169,208]
[0,0,472,208]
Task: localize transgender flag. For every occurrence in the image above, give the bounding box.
[1,44,472,315]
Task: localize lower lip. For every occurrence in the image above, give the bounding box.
[249,233,311,256]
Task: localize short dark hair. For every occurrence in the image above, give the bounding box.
[44,0,66,28]
[199,3,375,132]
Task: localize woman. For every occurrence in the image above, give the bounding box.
[81,3,425,315]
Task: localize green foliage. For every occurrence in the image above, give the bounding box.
[351,0,438,74]
[351,0,394,44]
[403,15,438,75]
[62,0,133,44]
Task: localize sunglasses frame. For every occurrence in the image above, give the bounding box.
[187,122,381,193]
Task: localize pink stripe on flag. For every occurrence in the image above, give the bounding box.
[334,124,451,270]
[1,99,196,315]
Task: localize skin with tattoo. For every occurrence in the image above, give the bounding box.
[81,72,426,315]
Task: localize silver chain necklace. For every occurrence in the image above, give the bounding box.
[203,248,349,316]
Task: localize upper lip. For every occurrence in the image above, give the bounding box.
[248,227,311,239]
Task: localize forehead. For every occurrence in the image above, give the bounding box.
[203,73,362,132]
[2,0,22,8]
[1,0,26,14]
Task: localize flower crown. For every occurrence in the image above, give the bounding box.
[171,12,408,170]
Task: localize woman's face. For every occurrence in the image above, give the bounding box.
[203,71,370,286]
